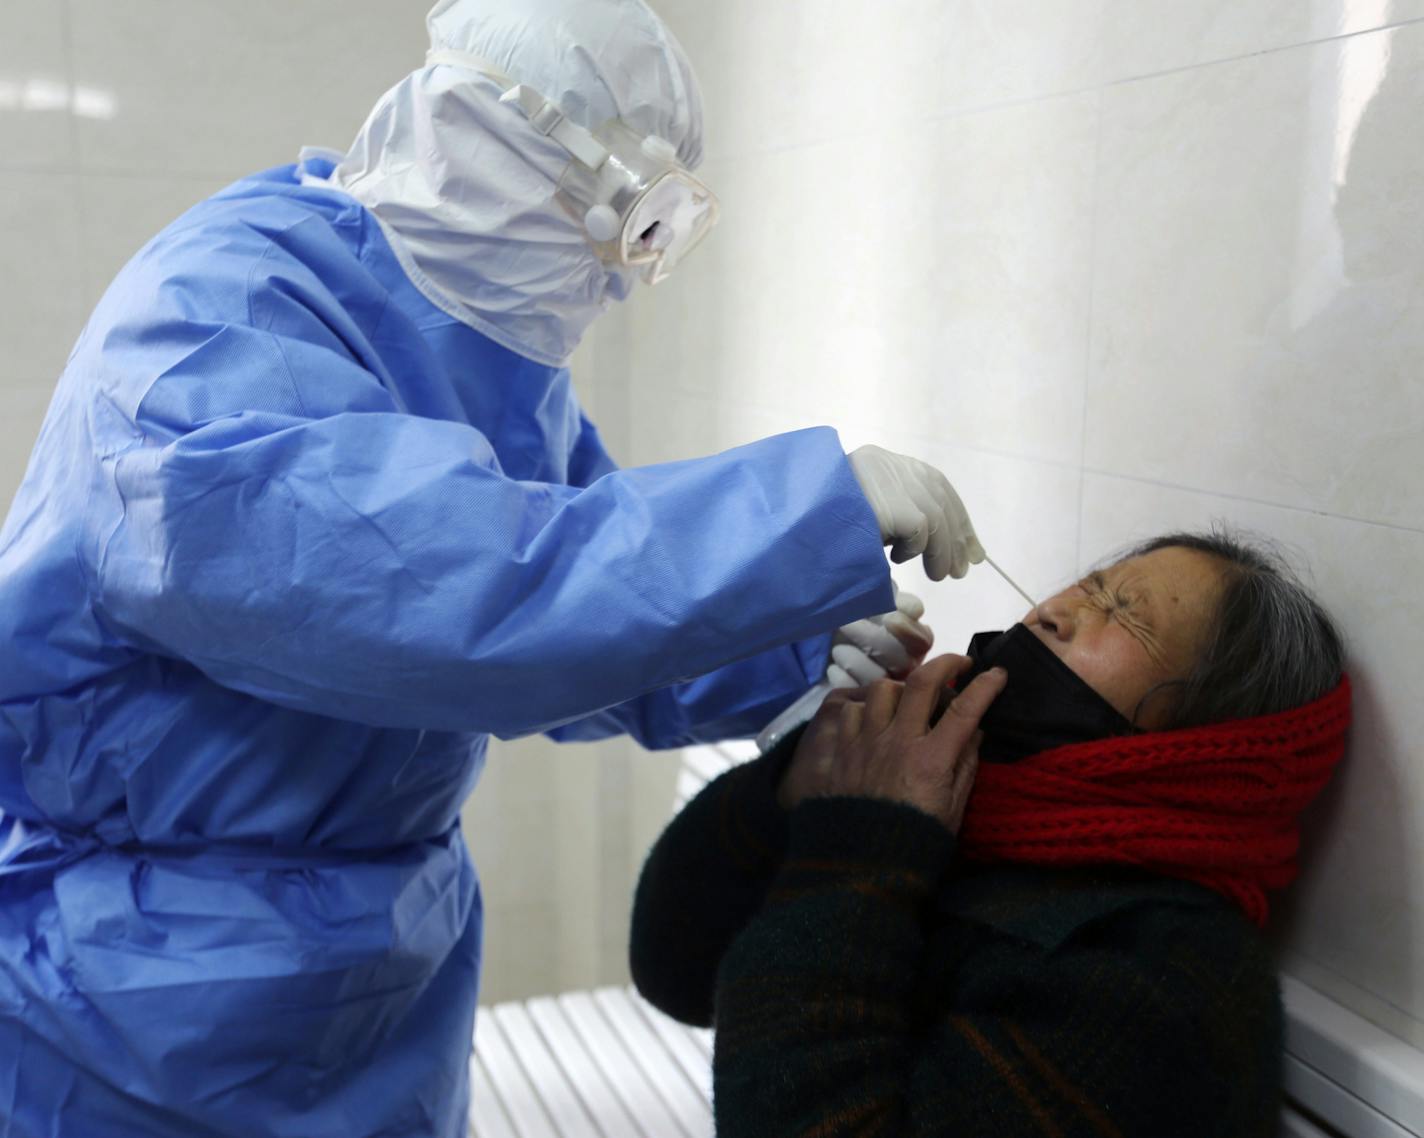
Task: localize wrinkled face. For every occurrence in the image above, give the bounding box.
[1023,547,1228,729]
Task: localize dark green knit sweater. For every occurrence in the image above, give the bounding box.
[630,738,1283,1137]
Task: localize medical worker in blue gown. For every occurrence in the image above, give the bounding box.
[0,1,984,1135]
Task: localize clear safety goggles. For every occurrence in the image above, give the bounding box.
[427,51,720,285]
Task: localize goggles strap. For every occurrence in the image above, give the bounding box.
[425,49,610,171]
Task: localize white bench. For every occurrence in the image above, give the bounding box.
[468,744,746,1138]
[469,986,715,1138]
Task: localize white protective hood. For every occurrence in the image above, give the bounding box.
[326,0,705,367]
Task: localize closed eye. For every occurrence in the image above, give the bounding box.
[1082,572,1149,623]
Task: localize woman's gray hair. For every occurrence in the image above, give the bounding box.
[1124,527,1344,728]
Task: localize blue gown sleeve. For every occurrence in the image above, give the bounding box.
[550,412,838,749]
[90,326,891,738]
[543,635,831,749]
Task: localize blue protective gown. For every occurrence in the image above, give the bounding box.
[0,158,891,1137]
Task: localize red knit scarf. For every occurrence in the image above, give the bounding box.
[957,676,1352,926]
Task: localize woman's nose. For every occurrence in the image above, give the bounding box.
[1035,597,1076,640]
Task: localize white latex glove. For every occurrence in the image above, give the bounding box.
[848,445,985,581]
[826,583,935,689]
[755,584,935,754]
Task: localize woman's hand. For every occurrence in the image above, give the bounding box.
[778,655,1008,834]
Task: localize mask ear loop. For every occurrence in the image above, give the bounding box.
[1130,679,1188,730]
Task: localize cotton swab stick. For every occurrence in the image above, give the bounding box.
[984,555,1037,610]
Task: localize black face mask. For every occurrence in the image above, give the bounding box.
[934,625,1138,763]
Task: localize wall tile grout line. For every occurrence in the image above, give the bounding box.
[59,0,100,330]
[685,390,1088,478]
[697,14,1424,168]
[1085,13,1424,95]
[0,161,240,184]
[639,382,1424,542]
[1080,467,1424,539]
[1290,951,1424,1030]
[1074,88,1108,575]
[58,0,81,174]
[0,163,258,182]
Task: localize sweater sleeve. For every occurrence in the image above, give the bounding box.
[711,799,1283,1138]
[628,737,800,1026]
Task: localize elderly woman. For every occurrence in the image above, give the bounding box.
[629,530,1350,1138]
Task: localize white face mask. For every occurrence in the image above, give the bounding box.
[324,68,644,367]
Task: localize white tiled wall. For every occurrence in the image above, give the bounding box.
[588,0,1424,1046]
[4,2,1423,1028]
